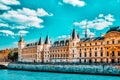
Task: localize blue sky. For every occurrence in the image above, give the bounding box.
[0,0,120,50]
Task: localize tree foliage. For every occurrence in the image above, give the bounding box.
[8,48,18,62]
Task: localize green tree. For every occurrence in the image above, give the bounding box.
[8,48,18,62]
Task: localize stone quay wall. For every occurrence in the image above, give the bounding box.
[7,63,120,76]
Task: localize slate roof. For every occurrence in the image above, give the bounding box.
[26,42,38,47]
[80,37,104,42]
[107,26,120,33]
[38,37,42,45]
[44,35,50,44]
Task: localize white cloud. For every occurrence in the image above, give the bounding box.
[57,35,70,39]
[105,14,115,22]
[17,8,53,17]
[74,14,115,30]
[0,23,8,27]
[18,30,29,36]
[63,0,85,7]
[0,30,14,36]
[0,0,20,5]
[0,8,52,29]
[99,14,104,17]
[82,29,95,37]
[0,0,20,10]
[0,3,10,10]
[0,29,29,38]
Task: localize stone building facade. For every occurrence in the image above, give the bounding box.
[18,26,120,63]
[0,49,10,62]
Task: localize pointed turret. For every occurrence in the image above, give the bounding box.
[44,35,50,44]
[19,34,24,42]
[38,36,42,45]
[72,28,77,40]
[85,27,87,38]
[77,32,80,39]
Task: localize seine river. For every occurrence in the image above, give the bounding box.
[0,69,119,80]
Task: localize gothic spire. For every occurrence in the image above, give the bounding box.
[19,34,24,42]
[72,28,77,40]
[44,35,50,44]
[38,36,42,45]
[77,32,80,39]
[85,26,87,38]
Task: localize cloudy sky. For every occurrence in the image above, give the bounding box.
[0,0,120,49]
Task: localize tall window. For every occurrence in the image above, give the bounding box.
[90,43,92,46]
[101,52,103,57]
[112,40,114,44]
[90,53,92,57]
[118,51,120,56]
[73,43,74,46]
[95,52,97,57]
[84,52,86,57]
[90,48,91,51]
[73,50,74,53]
[95,43,97,45]
[118,40,120,44]
[112,51,115,56]
[107,52,109,56]
[80,53,81,57]
[73,54,74,57]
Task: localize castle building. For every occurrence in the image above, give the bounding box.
[18,26,120,63]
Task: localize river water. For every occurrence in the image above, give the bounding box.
[0,69,119,80]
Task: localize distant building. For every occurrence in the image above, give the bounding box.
[0,49,10,62]
[18,26,120,63]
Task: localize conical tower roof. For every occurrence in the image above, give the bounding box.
[72,28,77,39]
[19,34,24,42]
[38,36,42,45]
[44,35,50,44]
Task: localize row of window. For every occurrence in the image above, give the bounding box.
[80,40,120,46]
[52,43,69,47]
[80,47,103,51]
[79,51,120,57]
[50,49,68,53]
[79,58,120,63]
[80,42,103,46]
[106,40,120,44]
[45,54,69,58]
